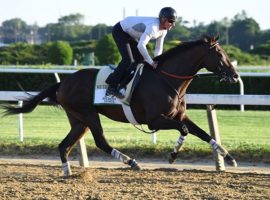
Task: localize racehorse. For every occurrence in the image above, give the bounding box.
[2,36,239,176]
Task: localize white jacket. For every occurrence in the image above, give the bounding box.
[120,16,167,64]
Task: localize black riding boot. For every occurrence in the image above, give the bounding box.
[105,63,127,99]
[106,85,125,99]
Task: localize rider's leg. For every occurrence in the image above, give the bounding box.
[105,22,132,98]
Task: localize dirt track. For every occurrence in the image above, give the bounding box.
[0,157,270,199]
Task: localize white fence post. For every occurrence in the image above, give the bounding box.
[206,105,225,171]
[54,72,61,83]
[77,136,89,167]
[18,101,24,142]
[239,78,245,112]
[152,132,157,144]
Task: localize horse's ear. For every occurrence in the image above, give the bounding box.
[210,35,219,45]
[210,37,215,44]
[202,34,211,42]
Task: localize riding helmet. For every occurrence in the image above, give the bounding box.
[159,7,177,21]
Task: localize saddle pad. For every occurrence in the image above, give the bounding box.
[93,65,140,125]
[93,64,144,105]
[93,66,121,105]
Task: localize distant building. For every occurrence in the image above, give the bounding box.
[0,43,9,47]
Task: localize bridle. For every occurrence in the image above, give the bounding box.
[159,42,220,80]
[156,41,221,115]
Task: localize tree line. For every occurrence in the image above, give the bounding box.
[0,11,270,65]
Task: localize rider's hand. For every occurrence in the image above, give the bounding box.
[151,61,158,69]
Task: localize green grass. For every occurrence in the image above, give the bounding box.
[0,105,269,162]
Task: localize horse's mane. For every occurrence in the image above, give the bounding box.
[153,39,205,64]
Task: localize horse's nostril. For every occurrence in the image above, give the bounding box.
[233,74,239,79]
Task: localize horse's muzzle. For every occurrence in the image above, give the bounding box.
[220,72,239,83]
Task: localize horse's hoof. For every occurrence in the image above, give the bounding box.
[62,162,72,177]
[168,152,177,164]
[224,154,238,167]
[128,159,141,170]
[168,158,174,164]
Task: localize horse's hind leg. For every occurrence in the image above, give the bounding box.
[59,113,88,176]
[183,116,237,167]
[80,110,141,170]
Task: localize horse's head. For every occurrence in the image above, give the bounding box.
[202,36,239,83]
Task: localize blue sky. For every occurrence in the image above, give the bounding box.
[1,0,269,30]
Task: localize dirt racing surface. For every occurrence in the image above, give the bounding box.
[0,161,270,200]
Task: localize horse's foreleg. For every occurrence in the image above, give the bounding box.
[87,112,141,170]
[183,117,237,167]
[169,135,187,164]
[148,115,189,164]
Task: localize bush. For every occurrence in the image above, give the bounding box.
[48,41,73,65]
[0,42,50,65]
[95,34,120,65]
[70,40,96,65]
[223,45,270,65]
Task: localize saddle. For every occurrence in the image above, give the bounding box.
[120,63,144,105]
[93,63,144,105]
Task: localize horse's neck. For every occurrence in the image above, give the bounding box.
[178,79,193,96]
[160,46,205,76]
[158,45,205,94]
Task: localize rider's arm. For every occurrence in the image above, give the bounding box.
[154,31,167,57]
[137,32,153,65]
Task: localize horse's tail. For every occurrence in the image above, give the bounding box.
[2,83,61,116]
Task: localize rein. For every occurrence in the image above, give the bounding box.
[154,42,219,118]
[133,124,156,134]
[160,70,194,79]
[157,71,188,118]
[136,42,220,134]
[159,42,219,81]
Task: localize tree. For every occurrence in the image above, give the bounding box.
[206,20,229,44]
[39,14,91,42]
[229,10,261,51]
[189,23,208,40]
[1,18,28,43]
[90,24,112,40]
[0,42,50,64]
[251,40,270,56]
[48,41,73,65]
[223,45,268,65]
[58,13,85,26]
[167,17,191,41]
[95,34,120,65]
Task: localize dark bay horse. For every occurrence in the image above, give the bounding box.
[3,36,239,176]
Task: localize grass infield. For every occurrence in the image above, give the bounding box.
[0,105,269,162]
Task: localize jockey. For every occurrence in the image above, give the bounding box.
[105,7,177,99]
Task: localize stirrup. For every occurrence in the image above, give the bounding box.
[105,86,117,96]
[114,90,125,99]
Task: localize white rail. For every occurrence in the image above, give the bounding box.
[1,91,270,171]
[187,94,270,105]
[2,91,270,105]
[1,67,270,171]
